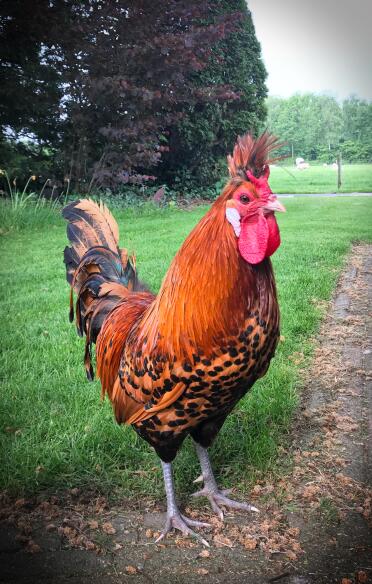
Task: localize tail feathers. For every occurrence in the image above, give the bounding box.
[76,274,130,341]
[62,199,120,285]
[71,246,141,381]
[77,275,130,381]
[63,199,150,381]
[70,246,136,295]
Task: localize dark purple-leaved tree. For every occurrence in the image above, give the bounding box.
[60,1,242,190]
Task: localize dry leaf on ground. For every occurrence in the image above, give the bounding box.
[102,522,116,534]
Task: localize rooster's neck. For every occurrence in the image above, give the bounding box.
[136,202,277,359]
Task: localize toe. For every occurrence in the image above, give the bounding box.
[181,514,211,529]
[214,494,260,513]
[208,496,224,521]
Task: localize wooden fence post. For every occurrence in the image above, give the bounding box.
[337,152,342,190]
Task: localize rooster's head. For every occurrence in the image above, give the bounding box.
[224,131,286,265]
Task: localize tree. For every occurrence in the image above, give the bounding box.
[342,97,372,144]
[0,0,65,180]
[59,1,245,191]
[158,0,268,187]
[266,93,344,161]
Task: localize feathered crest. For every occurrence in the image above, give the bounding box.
[227,131,286,179]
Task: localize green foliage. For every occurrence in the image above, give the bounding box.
[340,140,372,163]
[0,168,65,232]
[266,93,372,163]
[0,1,64,181]
[0,198,61,233]
[315,145,338,164]
[1,197,372,497]
[0,139,56,187]
[342,96,372,143]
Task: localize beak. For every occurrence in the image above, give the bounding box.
[263,196,286,213]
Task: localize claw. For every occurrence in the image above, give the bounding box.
[193,474,204,484]
[210,498,224,521]
[181,514,211,529]
[155,512,210,547]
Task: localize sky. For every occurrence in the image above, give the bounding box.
[248,0,372,101]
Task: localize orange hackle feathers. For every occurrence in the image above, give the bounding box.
[132,184,277,365]
[227,131,286,179]
[127,132,283,365]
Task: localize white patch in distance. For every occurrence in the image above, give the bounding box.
[225,207,241,237]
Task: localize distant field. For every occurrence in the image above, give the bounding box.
[1,196,372,501]
[269,163,372,194]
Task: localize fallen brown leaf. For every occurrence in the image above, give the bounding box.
[125,565,137,574]
[213,534,233,548]
[242,537,257,550]
[302,484,321,500]
[198,549,210,558]
[102,522,116,535]
[196,568,209,575]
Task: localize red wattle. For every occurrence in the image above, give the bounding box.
[238,214,268,265]
[238,213,281,264]
[265,213,281,257]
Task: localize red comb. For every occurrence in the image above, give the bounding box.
[246,166,272,203]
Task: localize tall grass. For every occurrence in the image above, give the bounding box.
[0,195,63,233]
[0,170,62,233]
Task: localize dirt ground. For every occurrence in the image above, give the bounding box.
[1,244,371,584]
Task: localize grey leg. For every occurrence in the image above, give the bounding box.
[193,443,259,520]
[155,461,210,546]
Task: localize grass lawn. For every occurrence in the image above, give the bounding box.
[269,163,372,194]
[1,197,372,501]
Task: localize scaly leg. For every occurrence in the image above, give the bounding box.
[192,443,259,520]
[155,461,210,546]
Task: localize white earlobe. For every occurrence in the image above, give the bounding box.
[225,207,241,237]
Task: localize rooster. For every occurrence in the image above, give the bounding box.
[63,132,285,546]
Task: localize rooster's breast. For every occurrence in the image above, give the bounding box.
[132,309,280,461]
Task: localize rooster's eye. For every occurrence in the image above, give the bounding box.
[239,194,250,204]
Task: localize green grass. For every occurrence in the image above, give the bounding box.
[269,163,372,194]
[1,197,372,501]
[0,197,62,234]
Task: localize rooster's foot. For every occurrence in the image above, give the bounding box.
[192,486,259,521]
[193,443,259,520]
[158,461,210,546]
[155,512,210,547]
